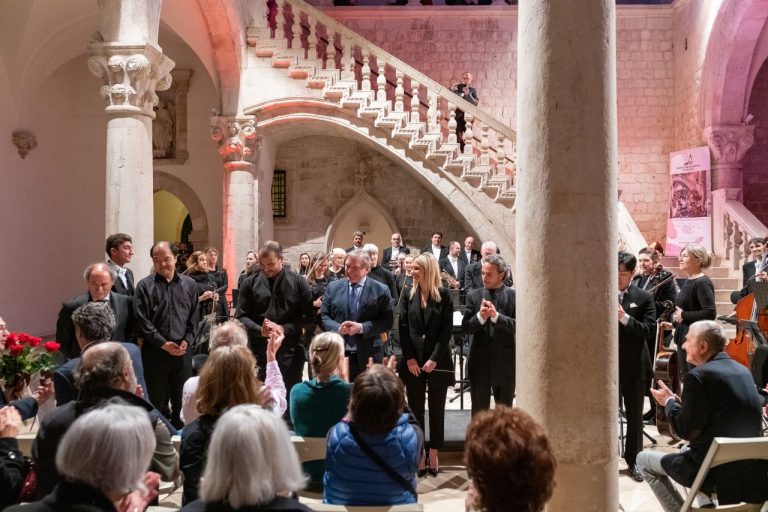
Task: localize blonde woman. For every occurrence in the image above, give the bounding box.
[398,253,454,477]
[328,248,346,281]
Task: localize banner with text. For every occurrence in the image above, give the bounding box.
[665,146,711,257]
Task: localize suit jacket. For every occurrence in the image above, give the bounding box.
[439,256,466,290]
[320,277,394,368]
[618,285,654,383]
[108,260,134,296]
[55,292,135,359]
[421,245,448,261]
[397,287,454,384]
[661,352,768,502]
[463,261,512,292]
[452,83,479,106]
[235,268,314,358]
[631,270,677,318]
[382,246,410,269]
[368,265,398,300]
[731,259,765,304]
[458,249,481,267]
[53,341,148,405]
[462,287,516,387]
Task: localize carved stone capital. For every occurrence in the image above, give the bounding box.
[703,125,755,165]
[210,116,260,166]
[88,42,175,117]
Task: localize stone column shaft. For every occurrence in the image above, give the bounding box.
[516,1,618,510]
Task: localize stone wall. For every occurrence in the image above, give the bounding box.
[742,59,768,225]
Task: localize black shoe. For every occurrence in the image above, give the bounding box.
[418,467,427,478]
[628,464,644,482]
[427,466,439,477]
[717,313,738,325]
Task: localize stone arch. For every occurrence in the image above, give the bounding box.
[153,171,209,248]
[325,190,400,252]
[701,0,768,127]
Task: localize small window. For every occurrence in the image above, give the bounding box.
[272,169,287,218]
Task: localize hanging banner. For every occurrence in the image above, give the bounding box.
[665,146,711,257]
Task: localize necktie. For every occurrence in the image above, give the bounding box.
[349,283,362,321]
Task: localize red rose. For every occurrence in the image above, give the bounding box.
[9,344,24,356]
[27,336,41,347]
[5,333,18,345]
[43,341,61,353]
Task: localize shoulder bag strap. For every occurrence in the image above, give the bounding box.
[347,423,418,499]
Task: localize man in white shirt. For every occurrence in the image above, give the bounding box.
[421,231,447,261]
[106,233,135,296]
[440,241,464,291]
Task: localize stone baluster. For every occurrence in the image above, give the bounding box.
[361,51,371,91]
[394,70,404,112]
[723,213,734,264]
[410,78,420,123]
[288,4,299,50]
[375,58,386,102]
[496,133,506,173]
[480,124,490,164]
[308,17,320,61]
[277,0,290,45]
[334,34,344,76]
[447,102,457,143]
[463,112,474,155]
[427,90,438,133]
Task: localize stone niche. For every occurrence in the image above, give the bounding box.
[153,69,193,164]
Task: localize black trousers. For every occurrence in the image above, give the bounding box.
[470,380,514,416]
[620,378,645,466]
[142,346,191,430]
[400,370,449,449]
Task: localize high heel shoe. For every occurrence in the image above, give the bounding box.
[418,467,428,478]
[427,465,439,477]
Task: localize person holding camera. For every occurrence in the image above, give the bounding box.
[451,72,479,152]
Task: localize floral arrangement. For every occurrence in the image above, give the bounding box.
[0,333,60,389]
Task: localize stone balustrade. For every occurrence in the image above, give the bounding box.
[712,189,768,272]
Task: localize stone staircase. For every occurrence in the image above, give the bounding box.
[244,0,517,206]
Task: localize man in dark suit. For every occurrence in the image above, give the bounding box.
[421,231,448,261]
[439,241,465,292]
[105,233,135,296]
[55,262,135,359]
[459,236,481,267]
[53,302,147,405]
[235,241,314,405]
[321,249,394,380]
[382,232,410,270]
[617,251,655,482]
[462,254,516,415]
[637,320,768,511]
[729,237,766,305]
[464,241,512,291]
[345,230,364,253]
[451,72,479,152]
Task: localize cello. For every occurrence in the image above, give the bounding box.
[727,283,768,369]
[653,300,680,438]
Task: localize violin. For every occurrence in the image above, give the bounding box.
[653,299,680,439]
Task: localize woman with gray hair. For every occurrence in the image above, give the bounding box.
[181,404,310,512]
[4,402,159,512]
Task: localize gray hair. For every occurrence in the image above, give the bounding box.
[200,404,307,506]
[56,402,155,497]
[684,244,713,269]
[75,342,132,393]
[209,320,248,351]
[345,249,372,270]
[83,262,117,282]
[362,243,379,255]
[482,254,509,277]
[688,320,727,354]
[480,241,497,253]
[71,302,116,342]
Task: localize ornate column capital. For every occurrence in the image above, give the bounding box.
[88,42,175,117]
[703,124,755,165]
[210,116,260,168]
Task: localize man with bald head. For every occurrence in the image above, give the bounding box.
[55,262,135,359]
[135,241,198,428]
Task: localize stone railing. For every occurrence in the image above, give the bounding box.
[712,189,768,272]
[618,201,648,256]
[250,0,516,179]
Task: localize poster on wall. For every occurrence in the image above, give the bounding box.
[665,146,711,257]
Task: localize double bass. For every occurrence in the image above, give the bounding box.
[727,279,768,369]
[653,299,680,438]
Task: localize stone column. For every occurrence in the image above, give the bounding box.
[703,124,755,197]
[88,0,174,276]
[516,1,618,511]
[211,117,260,293]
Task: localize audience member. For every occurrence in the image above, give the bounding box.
[180,320,286,425]
[460,236,481,267]
[55,262,135,358]
[398,253,453,476]
[290,332,352,490]
[324,365,422,506]
[451,72,479,152]
[205,246,229,319]
[320,250,394,380]
[0,406,24,509]
[382,233,410,270]
[328,248,346,281]
[421,231,447,261]
[346,231,365,253]
[180,404,311,512]
[53,302,147,405]
[33,343,178,500]
[363,243,398,299]
[464,406,556,512]
[9,403,161,512]
[439,241,464,291]
[180,341,280,504]
[105,233,135,296]
[135,241,198,429]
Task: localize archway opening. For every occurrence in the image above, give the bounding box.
[153,190,189,246]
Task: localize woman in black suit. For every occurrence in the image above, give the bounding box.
[398,253,454,477]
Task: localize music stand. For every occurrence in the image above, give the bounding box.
[449,308,470,409]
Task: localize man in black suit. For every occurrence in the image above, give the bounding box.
[363,243,398,300]
[53,302,147,405]
[617,251,655,482]
[459,236,481,267]
[382,232,410,270]
[637,320,768,511]
[321,249,394,380]
[452,71,479,152]
[729,237,766,305]
[462,254,516,415]
[105,233,135,296]
[55,262,135,359]
[235,241,314,404]
[421,231,448,261]
[345,230,365,253]
[439,241,465,292]
[464,241,511,292]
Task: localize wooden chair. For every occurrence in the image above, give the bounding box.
[291,435,328,463]
[307,505,423,512]
[681,437,768,511]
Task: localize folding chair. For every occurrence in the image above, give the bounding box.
[681,437,768,511]
[291,435,328,464]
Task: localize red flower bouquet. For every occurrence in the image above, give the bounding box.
[1,333,60,391]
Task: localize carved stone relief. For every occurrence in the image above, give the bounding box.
[153,69,193,164]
